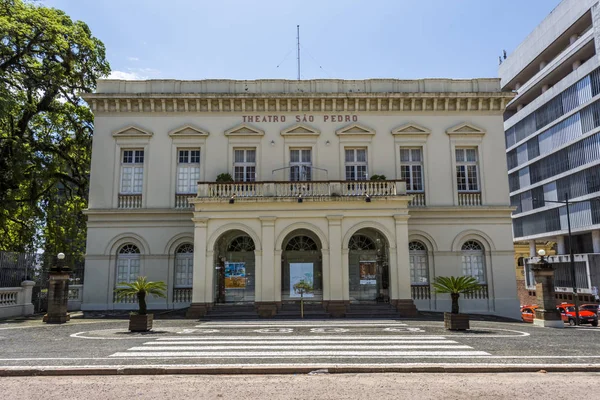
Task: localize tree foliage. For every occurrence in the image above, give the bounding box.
[114,277,167,315]
[432,276,481,314]
[0,0,110,253]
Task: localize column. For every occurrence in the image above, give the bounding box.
[256,217,277,317]
[326,215,345,317]
[592,230,600,254]
[393,214,417,316]
[556,235,566,255]
[186,217,210,318]
[529,240,537,257]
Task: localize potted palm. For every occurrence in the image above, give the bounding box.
[432,276,481,330]
[114,276,167,332]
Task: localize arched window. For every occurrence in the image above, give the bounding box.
[409,241,429,284]
[461,240,485,283]
[285,236,318,251]
[116,244,140,284]
[175,244,193,288]
[227,236,255,252]
[349,234,376,251]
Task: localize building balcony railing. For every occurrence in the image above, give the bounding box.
[408,192,426,207]
[118,194,142,209]
[198,180,406,199]
[411,284,431,300]
[175,194,195,209]
[463,284,489,300]
[173,287,192,303]
[458,192,482,206]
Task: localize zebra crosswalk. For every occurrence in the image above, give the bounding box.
[110,334,490,360]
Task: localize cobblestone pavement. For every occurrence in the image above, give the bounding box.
[1,315,600,369]
[2,373,600,400]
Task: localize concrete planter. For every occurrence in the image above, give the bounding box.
[129,314,153,332]
[444,312,469,330]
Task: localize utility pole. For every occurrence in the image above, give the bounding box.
[565,197,580,326]
[297,25,300,80]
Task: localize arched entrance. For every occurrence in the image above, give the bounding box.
[213,230,256,304]
[281,229,323,302]
[348,228,390,303]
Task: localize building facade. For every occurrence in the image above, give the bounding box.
[500,0,600,302]
[82,78,519,319]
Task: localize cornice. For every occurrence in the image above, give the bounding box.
[83,92,515,114]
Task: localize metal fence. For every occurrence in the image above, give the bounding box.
[0,252,85,313]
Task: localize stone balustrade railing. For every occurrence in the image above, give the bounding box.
[118,194,143,209]
[463,284,489,300]
[408,192,426,207]
[0,281,35,319]
[198,180,407,199]
[458,192,482,206]
[173,287,192,303]
[175,194,195,209]
[67,284,84,311]
[411,284,431,300]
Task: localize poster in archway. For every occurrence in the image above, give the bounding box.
[359,261,376,284]
[224,262,246,288]
[290,262,314,298]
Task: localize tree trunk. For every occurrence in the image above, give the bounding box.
[451,293,460,314]
[137,291,147,315]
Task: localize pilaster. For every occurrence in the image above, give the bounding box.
[188,217,211,318]
[393,214,418,316]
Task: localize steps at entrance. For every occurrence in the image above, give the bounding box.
[273,303,331,319]
[345,303,403,319]
[201,304,259,320]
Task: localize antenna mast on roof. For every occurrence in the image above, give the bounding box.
[297,25,301,80]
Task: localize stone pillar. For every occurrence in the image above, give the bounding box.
[326,215,346,317]
[529,240,537,257]
[392,214,417,316]
[187,217,211,318]
[20,280,35,316]
[592,230,600,254]
[44,272,70,323]
[256,217,277,318]
[556,235,566,255]
[532,259,563,328]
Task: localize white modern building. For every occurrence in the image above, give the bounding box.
[501,0,600,302]
[81,77,519,319]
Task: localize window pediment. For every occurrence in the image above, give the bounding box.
[280,123,320,136]
[225,123,265,137]
[391,123,431,136]
[112,126,153,138]
[446,123,486,136]
[169,125,209,137]
[335,123,375,136]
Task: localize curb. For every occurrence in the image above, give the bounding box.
[3,364,600,376]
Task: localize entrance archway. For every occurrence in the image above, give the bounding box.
[213,230,256,304]
[281,229,323,302]
[348,228,390,303]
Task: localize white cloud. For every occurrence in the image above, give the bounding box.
[127,57,139,61]
[107,70,146,80]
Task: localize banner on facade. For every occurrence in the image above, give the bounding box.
[359,261,377,285]
[290,262,314,298]
[224,262,246,288]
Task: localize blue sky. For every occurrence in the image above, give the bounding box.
[43,0,562,80]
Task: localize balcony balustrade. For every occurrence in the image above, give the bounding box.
[458,192,482,206]
[198,180,407,199]
[118,194,142,209]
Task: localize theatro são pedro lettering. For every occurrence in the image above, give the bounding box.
[242,114,359,123]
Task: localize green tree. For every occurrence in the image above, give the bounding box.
[114,277,167,315]
[432,276,482,314]
[0,0,110,252]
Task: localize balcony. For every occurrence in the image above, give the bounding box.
[175,194,195,209]
[118,194,142,209]
[408,192,426,207]
[458,192,482,206]
[411,284,431,300]
[197,180,407,199]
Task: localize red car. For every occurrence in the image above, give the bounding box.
[521,305,538,323]
[557,303,598,326]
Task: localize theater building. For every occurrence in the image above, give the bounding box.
[81,78,520,319]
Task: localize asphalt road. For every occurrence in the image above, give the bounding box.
[2,373,600,399]
[1,315,600,369]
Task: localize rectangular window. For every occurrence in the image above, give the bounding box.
[345,148,368,181]
[233,148,256,182]
[120,149,144,194]
[290,148,312,181]
[400,148,424,192]
[177,149,201,193]
[409,254,428,284]
[455,148,479,192]
[116,257,140,284]
[175,256,193,287]
[462,254,485,283]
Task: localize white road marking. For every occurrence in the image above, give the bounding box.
[195,323,408,328]
[109,351,491,357]
[309,328,350,333]
[154,336,449,340]
[130,345,474,351]
[148,340,460,345]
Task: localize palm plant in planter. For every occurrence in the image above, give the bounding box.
[114,276,167,332]
[432,276,481,330]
